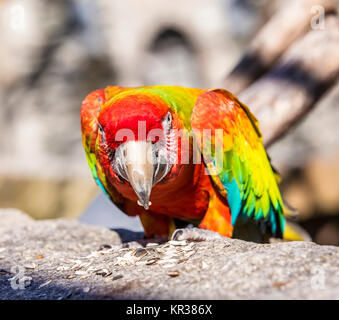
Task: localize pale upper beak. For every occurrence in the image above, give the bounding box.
[114,141,154,210]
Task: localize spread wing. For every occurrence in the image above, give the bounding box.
[191,89,285,237]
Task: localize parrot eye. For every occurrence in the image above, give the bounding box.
[98,123,109,148]
[98,123,104,135]
[166,112,172,124]
[162,112,172,133]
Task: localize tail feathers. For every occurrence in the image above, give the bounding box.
[282,200,310,241]
[283,219,311,241]
[282,200,298,219]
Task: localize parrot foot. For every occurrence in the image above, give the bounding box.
[171,227,225,242]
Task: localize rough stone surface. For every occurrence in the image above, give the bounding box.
[1,209,339,300]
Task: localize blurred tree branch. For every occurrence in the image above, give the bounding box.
[223,0,339,147]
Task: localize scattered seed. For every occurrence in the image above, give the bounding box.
[184,251,196,258]
[24,263,37,269]
[0,269,9,275]
[66,275,75,279]
[0,256,5,260]
[39,280,52,288]
[163,248,180,255]
[86,252,100,259]
[201,261,209,269]
[135,260,149,266]
[181,245,195,251]
[119,247,131,251]
[146,243,158,247]
[162,264,177,268]
[177,258,188,264]
[146,258,159,265]
[36,255,44,259]
[0,248,5,253]
[168,270,180,277]
[83,287,90,293]
[169,240,187,246]
[75,271,88,276]
[80,275,90,280]
[133,248,148,258]
[57,266,70,271]
[162,254,179,259]
[57,292,72,300]
[113,275,123,281]
[123,251,134,259]
[127,241,143,248]
[98,244,112,251]
[273,280,292,288]
[72,266,82,271]
[95,269,112,277]
[158,259,177,264]
[65,292,73,299]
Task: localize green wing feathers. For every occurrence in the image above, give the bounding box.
[191,89,285,237]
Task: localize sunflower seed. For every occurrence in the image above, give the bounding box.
[135,260,149,266]
[162,254,180,259]
[71,266,82,271]
[184,251,196,258]
[181,244,195,251]
[95,269,112,277]
[113,275,123,281]
[133,248,148,258]
[57,266,69,271]
[98,244,112,251]
[158,259,177,264]
[146,258,159,265]
[24,263,37,269]
[39,280,52,288]
[123,251,134,259]
[162,264,177,268]
[0,269,9,275]
[168,270,180,277]
[146,243,158,247]
[75,270,88,276]
[169,240,187,246]
[163,247,180,254]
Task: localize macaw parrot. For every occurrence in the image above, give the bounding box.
[81,85,308,242]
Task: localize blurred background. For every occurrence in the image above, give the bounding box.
[0,0,338,244]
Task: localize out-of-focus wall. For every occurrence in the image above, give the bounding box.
[0,0,271,219]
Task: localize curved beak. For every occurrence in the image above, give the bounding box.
[122,141,154,210]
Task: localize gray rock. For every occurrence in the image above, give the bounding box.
[1,209,339,300]
[79,193,144,232]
